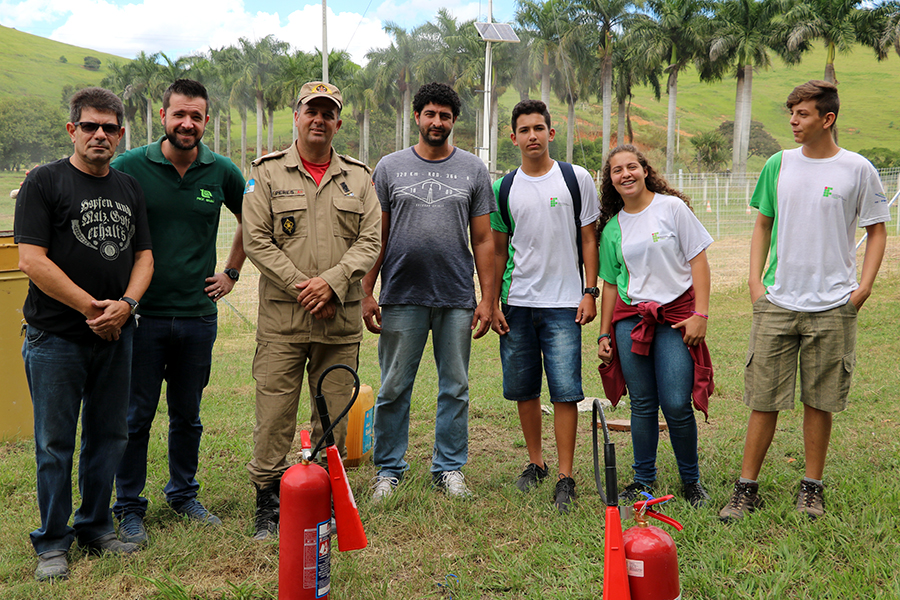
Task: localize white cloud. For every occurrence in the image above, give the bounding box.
[2,0,390,64]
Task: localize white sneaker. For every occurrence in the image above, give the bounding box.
[371,475,399,504]
[437,470,473,499]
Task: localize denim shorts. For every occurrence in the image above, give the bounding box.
[744,296,857,413]
[499,304,583,402]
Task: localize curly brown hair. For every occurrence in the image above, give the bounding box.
[597,145,691,235]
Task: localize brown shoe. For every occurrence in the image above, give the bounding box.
[719,479,764,522]
[796,480,825,519]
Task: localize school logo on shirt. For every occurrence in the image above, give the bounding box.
[652,232,660,242]
[282,216,296,235]
[823,187,833,197]
[550,197,559,207]
[197,188,214,203]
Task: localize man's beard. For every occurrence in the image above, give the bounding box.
[420,124,450,147]
[166,128,202,151]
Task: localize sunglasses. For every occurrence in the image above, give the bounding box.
[73,121,122,135]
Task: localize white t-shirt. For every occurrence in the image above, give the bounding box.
[751,148,890,312]
[491,162,600,307]
[599,193,713,305]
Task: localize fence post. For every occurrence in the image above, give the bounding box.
[715,176,720,239]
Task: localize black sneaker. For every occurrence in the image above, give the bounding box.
[553,477,577,514]
[117,512,148,545]
[618,481,655,505]
[683,481,711,508]
[253,482,280,540]
[515,462,549,492]
[719,479,764,522]
[172,498,222,526]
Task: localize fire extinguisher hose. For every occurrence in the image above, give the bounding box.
[309,363,361,461]
[592,399,619,507]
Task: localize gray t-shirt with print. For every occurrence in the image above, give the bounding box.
[373,146,494,309]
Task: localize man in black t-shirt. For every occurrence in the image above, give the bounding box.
[14,87,154,582]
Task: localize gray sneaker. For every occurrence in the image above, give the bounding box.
[719,480,764,522]
[35,550,68,582]
[117,512,148,545]
[436,470,473,499]
[171,498,222,526]
[83,532,140,555]
[371,475,399,504]
[796,480,825,519]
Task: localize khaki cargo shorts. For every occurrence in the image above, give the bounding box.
[744,296,857,413]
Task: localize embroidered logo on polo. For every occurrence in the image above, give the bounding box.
[394,178,467,206]
[71,196,136,261]
[197,188,214,203]
[282,216,296,235]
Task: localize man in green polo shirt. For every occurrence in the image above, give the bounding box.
[110,79,246,544]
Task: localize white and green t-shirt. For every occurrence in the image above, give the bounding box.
[490,163,600,307]
[599,193,713,305]
[751,148,890,312]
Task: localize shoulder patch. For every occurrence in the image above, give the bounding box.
[339,154,373,174]
[244,178,255,194]
[252,148,290,167]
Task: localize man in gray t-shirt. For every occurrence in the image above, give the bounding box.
[362,82,495,502]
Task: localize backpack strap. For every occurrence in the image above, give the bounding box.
[557,161,584,280]
[497,168,518,235]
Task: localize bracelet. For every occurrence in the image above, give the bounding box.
[691,311,709,320]
[597,333,611,343]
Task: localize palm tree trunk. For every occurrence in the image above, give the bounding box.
[626,102,634,144]
[617,98,626,147]
[395,105,402,151]
[214,114,221,155]
[732,69,744,173]
[666,69,678,175]
[241,112,248,174]
[124,118,132,151]
[146,98,153,145]
[402,87,411,149]
[256,95,264,161]
[601,55,612,162]
[226,113,233,160]
[738,66,753,175]
[363,110,370,165]
[566,97,575,164]
[541,52,551,107]
[267,107,275,154]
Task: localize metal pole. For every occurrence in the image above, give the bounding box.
[479,0,493,169]
[322,0,329,83]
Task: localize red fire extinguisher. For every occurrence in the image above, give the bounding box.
[279,364,369,600]
[623,495,683,600]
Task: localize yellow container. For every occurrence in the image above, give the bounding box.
[0,232,33,442]
[344,384,374,467]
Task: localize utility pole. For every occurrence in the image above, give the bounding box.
[322,0,329,83]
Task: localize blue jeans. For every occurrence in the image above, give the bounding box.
[615,316,700,485]
[499,305,583,402]
[373,305,473,478]
[23,324,133,555]
[114,315,217,518]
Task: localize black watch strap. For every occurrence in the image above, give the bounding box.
[584,287,600,298]
[119,296,139,316]
[224,268,240,282]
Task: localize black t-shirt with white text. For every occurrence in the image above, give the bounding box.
[14,158,153,342]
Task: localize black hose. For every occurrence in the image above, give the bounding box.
[309,364,361,461]
[592,399,619,507]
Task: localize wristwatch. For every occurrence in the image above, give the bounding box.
[119,296,139,316]
[583,287,600,298]
[224,268,240,282]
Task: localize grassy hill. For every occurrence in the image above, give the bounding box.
[0,24,128,102]
[1,21,898,173]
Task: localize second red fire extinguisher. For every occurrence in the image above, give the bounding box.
[623,495,683,600]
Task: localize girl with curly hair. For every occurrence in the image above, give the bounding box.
[596,145,715,508]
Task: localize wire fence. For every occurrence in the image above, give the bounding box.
[217,167,900,329]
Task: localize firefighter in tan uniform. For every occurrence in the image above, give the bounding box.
[242,81,381,540]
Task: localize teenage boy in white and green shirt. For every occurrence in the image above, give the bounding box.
[491,100,599,514]
[720,80,889,522]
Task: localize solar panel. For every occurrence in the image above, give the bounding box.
[474,22,520,43]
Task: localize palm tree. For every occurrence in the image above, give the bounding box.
[281,50,315,141]
[130,51,161,146]
[576,0,637,161]
[210,45,243,159]
[516,0,572,107]
[102,61,141,150]
[612,42,662,145]
[235,36,289,162]
[368,23,422,149]
[626,0,712,173]
[708,0,780,174]
[342,64,379,164]
[781,0,881,84]
[551,17,594,163]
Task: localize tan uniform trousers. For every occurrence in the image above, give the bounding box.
[247,340,359,486]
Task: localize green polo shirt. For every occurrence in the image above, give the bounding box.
[112,137,244,317]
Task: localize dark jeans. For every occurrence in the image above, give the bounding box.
[114,315,217,518]
[23,324,133,555]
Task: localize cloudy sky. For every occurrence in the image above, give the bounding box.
[0,0,519,65]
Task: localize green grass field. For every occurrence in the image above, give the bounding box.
[1,271,899,598]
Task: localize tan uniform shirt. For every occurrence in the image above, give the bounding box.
[243,143,381,344]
